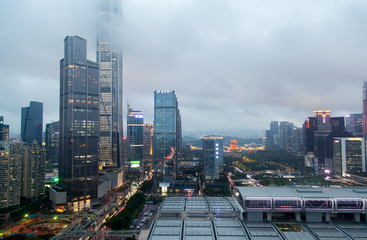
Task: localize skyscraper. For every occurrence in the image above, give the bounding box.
[21,101,43,145]
[279,121,294,151]
[153,90,182,188]
[333,137,366,177]
[0,116,9,141]
[143,124,154,171]
[97,0,123,170]
[346,113,363,136]
[203,136,223,181]
[59,36,99,211]
[0,141,22,209]
[45,121,59,166]
[21,142,46,198]
[127,105,144,170]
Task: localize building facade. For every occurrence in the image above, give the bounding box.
[0,116,9,141]
[346,113,363,136]
[21,142,46,198]
[153,90,182,188]
[45,121,59,165]
[279,121,294,152]
[203,136,223,181]
[333,137,366,177]
[126,105,144,170]
[21,101,43,145]
[143,124,154,171]
[97,0,123,170]
[59,36,100,211]
[0,142,22,209]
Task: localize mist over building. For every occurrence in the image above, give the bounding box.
[97,0,123,171]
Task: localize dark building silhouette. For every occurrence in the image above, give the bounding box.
[303,111,350,173]
[21,101,43,145]
[345,113,363,136]
[59,36,99,211]
[45,121,59,165]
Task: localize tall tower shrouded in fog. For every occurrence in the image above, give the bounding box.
[97,0,123,170]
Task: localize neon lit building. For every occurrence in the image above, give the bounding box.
[153,90,182,187]
[59,36,99,211]
[97,0,123,170]
[21,101,43,146]
[127,105,144,170]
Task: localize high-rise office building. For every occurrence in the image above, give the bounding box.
[45,121,59,165]
[266,121,279,150]
[303,110,349,173]
[97,0,123,170]
[0,116,9,141]
[0,141,22,208]
[345,113,363,136]
[279,121,294,152]
[21,101,43,145]
[127,105,144,170]
[333,137,366,177]
[143,124,154,171]
[59,36,99,211]
[21,142,46,198]
[203,136,223,181]
[153,90,182,187]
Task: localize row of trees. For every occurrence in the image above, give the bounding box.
[105,192,145,230]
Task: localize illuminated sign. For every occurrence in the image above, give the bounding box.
[131,161,140,168]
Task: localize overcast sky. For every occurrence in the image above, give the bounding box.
[1,0,367,138]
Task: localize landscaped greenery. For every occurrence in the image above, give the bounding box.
[105,192,145,230]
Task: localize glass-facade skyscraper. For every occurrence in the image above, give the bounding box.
[127,105,144,169]
[97,0,123,170]
[203,136,223,181]
[45,121,59,165]
[21,101,43,146]
[153,90,182,186]
[59,36,99,211]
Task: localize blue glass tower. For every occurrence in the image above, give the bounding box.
[153,90,181,186]
[21,101,43,145]
[203,136,223,181]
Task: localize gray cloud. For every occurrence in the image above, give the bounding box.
[1,0,367,137]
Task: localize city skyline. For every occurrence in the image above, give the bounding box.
[2,0,367,137]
